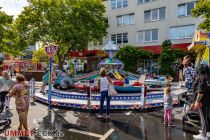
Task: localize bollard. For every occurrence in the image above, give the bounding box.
[87,86,92,111]
[140,85,147,107]
[29,78,35,98]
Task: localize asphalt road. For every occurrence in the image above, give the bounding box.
[0,97,201,140]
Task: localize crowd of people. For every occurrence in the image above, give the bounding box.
[163,55,210,139]
[0,54,210,139]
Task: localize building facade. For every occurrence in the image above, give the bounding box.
[89,0,202,54]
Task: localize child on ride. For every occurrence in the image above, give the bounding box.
[163,85,175,127]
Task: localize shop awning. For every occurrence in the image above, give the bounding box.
[140,43,190,54]
[140,45,162,54]
[171,43,191,51]
[69,50,98,58]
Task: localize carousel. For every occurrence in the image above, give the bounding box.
[34,41,182,110]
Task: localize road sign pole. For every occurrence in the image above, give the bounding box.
[48,58,53,109]
[45,44,58,109]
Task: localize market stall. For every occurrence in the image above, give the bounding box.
[188,31,210,67]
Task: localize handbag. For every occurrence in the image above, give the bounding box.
[108,83,117,96]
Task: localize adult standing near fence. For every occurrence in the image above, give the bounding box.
[182,55,196,90]
[0,71,15,110]
[97,68,113,119]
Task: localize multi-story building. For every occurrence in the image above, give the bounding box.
[89,0,202,55]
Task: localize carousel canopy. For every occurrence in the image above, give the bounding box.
[102,40,119,51]
[98,58,124,65]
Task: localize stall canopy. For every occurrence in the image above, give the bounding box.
[188,31,210,66]
[188,31,210,52]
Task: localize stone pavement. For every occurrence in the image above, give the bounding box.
[0,97,199,140]
[0,79,200,140]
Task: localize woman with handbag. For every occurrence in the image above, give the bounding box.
[97,68,113,119]
[0,71,15,110]
[8,74,30,130]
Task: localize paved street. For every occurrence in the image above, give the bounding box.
[0,96,201,140]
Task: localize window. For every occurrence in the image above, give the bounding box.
[144,7,165,22]
[111,0,128,9]
[111,33,128,44]
[104,18,109,27]
[169,25,195,40]
[117,13,134,26]
[138,29,158,42]
[138,0,157,4]
[178,2,196,17]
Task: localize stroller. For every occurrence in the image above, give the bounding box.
[0,92,11,131]
[182,90,201,133]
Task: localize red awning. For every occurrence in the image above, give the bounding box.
[70,50,98,57]
[171,43,191,51]
[140,45,162,54]
[140,43,191,54]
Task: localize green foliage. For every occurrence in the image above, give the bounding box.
[158,40,192,76]
[115,45,152,72]
[32,47,48,63]
[69,62,74,75]
[192,0,210,31]
[0,9,25,55]
[14,0,107,67]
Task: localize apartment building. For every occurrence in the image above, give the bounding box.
[89,0,202,54]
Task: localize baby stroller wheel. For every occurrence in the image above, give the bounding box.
[3,119,11,130]
[0,104,5,113]
[5,119,11,126]
[182,115,189,132]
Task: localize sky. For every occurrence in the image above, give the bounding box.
[0,0,28,18]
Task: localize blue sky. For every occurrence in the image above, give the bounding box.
[0,0,28,18]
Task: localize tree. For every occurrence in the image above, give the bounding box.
[32,47,48,64]
[192,0,210,31]
[0,9,25,55]
[14,0,107,68]
[158,40,174,75]
[115,45,152,72]
[158,40,194,76]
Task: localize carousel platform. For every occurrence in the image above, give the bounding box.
[34,87,186,110]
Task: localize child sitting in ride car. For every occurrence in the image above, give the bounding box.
[124,74,129,85]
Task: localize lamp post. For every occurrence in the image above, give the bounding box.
[45,44,58,109]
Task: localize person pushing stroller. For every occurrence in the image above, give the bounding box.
[0,71,15,111]
[190,64,210,140]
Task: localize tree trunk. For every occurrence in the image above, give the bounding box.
[58,61,64,70]
[57,47,72,70]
